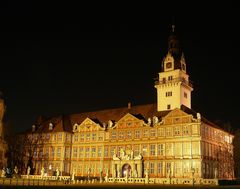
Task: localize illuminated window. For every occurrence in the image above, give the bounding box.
[73,147,78,158]
[183,126,189,135]
[157,162,163,176]
[157,144,165,156]
[166,91,172,97]
[119,131,125,139]
[74,134,78,142]
[150,162,155,174]
[166,143,173,156]
[192,142,199,155]
[175,162,181,176]
[66,134,71,142]
[79,147,84,158]
[143,129,149,137]
[91,147,96,157]
[148,129,155,138]
[57,134,62,141]
[80,133,84,141]
[150,144,156,156]
[57,147,61,158]
[111,131,117,139]
[166,127,172,136]
[98,133,104,141]
[126,130,132,139]
[175,143,182,156]
[183,142,190,156]
[157,128,165,137]
[86,133,90,141]
[92,133,96,141]
[98,147,102,157]
[65,147,70,158]
[174,126,180,135]
[85,147,90,158]
[104,146,108,157]
[135,130,141,139]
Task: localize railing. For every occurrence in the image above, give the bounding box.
[154,77,193,88]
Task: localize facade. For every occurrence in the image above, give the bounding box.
[21,26,234,181]
[0,95,7,169]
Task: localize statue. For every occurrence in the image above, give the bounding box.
[27,166,31,178]
[130,150,134,160]
[134,169,138,178]
[13,166,18,178]
[87,168,91,180]
[41,167,45,179]
[197,113,201,121]
[153,116,159,125]
[1,167,6,178]
[134,152,142,160]
[120,148,125,159]
[105,168,109,182]
[147,118,151,125]
[145,169,149,179]
[113,149,120,160]
[56,168,60,179]
[108,120,113,128]
[71,170,75,181]
[100,170,103,183]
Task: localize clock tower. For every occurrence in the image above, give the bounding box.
[154,25,193,111]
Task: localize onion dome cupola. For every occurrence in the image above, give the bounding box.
[162,25,186,73]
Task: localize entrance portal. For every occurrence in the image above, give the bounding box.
[122,164,131,178]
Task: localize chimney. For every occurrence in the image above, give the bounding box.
[128,102,131,109]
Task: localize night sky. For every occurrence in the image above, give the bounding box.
[0,2,237,133]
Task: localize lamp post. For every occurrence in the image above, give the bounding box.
[191,167,195,186]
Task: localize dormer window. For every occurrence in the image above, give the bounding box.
[49,123,53,130]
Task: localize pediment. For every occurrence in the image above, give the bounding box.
[165,108,189,118]
[78,117,101,131]
[114,113,144,129]
[163,108,191,125]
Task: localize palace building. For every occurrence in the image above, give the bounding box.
[20,26,234,181]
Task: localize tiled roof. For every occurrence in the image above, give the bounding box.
[30,103,226,133]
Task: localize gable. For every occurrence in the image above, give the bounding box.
[163,108,192,125]
[114,113,144,129]
[78,117,102,132]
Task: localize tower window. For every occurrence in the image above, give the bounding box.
[166,91,172,97]
[167,104,171,109]
[184,92,187,98]
[168,76,173,81]
[162,78,166,84]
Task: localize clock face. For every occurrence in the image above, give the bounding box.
[166,62,172,69]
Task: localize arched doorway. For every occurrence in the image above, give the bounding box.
[122,164,131,177]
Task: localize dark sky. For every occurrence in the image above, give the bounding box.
[0,2,238,133]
